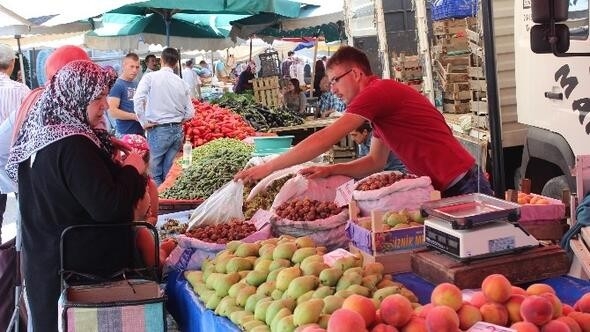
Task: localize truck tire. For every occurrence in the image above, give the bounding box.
[541,175,570,200]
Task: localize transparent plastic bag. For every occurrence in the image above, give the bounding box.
[188,181,244,229]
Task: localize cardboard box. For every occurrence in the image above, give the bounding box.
[349,244,414,275]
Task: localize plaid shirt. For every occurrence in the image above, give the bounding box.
[318,92,346,113]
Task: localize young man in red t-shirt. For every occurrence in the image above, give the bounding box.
[236,46,492,197]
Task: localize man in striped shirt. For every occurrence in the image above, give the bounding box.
[0,43,30,239]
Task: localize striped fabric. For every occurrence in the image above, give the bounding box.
[60,297,164,332]
[0,72,30,122]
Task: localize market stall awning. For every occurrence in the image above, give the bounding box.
[85,12,237,51]
[229,1,344,42]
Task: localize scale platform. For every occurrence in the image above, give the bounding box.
[424,218,539,261]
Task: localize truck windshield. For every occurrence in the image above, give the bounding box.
[568,0,589,39]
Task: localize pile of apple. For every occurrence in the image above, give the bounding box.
[300,273,590,332]
[358,209,425,231]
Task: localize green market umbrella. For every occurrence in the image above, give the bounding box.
[85,12,242,51]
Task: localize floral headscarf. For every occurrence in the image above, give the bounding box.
[6,60,117,181]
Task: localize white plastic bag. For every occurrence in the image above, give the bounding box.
[352,171,434,216]
[188,181,244,229]
[271,174,353,211]
[246,164,309,201]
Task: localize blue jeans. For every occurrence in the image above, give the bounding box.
[147,124,182,185]
[442,165,494,198]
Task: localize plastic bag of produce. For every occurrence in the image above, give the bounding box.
[271,174,352,210]
[188,180,245,228]
[271,198,350,251]
[246,164,308,201]
[163,223,271,275]
[352,171,434,216]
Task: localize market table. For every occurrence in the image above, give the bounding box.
[270,118,336,145]
[165,268,590,332]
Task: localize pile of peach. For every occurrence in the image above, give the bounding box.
[424,274,590,332]
[297,273,590,332]
[518,192,550,205]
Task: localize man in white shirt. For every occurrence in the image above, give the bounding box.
[0,43,30,237]
[182,59,201,99]
[134,47,195,185]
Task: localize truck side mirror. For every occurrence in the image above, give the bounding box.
[531,0,569,23]
[530,24,570,54]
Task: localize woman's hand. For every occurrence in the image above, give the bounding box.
[299,165,333,179]
[123,152,147,174]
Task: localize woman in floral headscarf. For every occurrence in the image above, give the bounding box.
[6,60,150,331]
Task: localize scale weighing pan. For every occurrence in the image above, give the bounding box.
[421,193,520,229]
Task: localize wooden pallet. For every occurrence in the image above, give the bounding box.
[411,245,569,289]
[470,100,488,115]
[443,99,471,114]
[252,76,281,108]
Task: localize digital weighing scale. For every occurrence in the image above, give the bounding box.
[421,193,539,261]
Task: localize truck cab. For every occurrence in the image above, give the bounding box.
[514,0,590,196]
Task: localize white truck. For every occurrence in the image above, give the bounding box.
[342,0,590,198]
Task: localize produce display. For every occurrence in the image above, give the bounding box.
[275,198,343,222]
[212,93,305,131]
[184,99,256,147]
[185,220,257,244]
[243,175,294,220]
[184,236,421,332]
[357,209,425,231]
[516,192,551,205]
[161,140,253,200]
[356,173,418,191]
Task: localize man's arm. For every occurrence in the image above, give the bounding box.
[235,113,366,181]
[182,82,195,122]
[133,75,150,127]
[302,136,389,179]
[107,97,138,121]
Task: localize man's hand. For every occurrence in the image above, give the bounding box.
[234,163,274,183]
[299,165,333,179]
[143,121,157,130]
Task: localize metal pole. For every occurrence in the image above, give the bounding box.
[15,35,26,87]
[481,0,505,196]
[414,0,435,104]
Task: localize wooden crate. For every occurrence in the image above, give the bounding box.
[252,76,281,108]
[411,245,569,289]
[443,100,471,114]
[569,227,590,280]
[432,17,478,36]
[349,244,414,275]
[434,35,470,53]
[470,100,488,115]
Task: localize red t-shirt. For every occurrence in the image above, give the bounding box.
[346,77,474,190]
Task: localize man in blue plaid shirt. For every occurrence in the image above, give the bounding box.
[318,76,346,117]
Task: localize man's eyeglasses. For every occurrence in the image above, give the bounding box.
[330,69,353,86]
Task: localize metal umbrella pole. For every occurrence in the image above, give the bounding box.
[15,35,26,87]
[6,200,22,332]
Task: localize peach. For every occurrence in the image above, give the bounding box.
[506,294,526,324]
[480,302,509,326]
[520,295,554,326]
[540,319,570,332]
[342,294,377,327]
[469,291,487,308]
[526,283,556,296]
[482,274,513,303]
[457,304,482,330]
[370,323,398,332]
[512,286,528,296]
[574,293,590,313]
[568,311,590,332]
[425,305,460,332]
[380,294,414,328]
[400,317,427,332]
[510,321,541,332]
[555,316,582,332]
[430,283,463,311]
[327,309,369,332]
[562,304,575,316]
[415,303,433,318]
[298,324,326,332]
[540,293,563,319]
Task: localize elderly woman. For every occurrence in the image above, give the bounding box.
[282,78,307,114]
[6,60,150,331]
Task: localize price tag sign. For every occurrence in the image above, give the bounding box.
[335,179,356,207]
[250,209,275,229]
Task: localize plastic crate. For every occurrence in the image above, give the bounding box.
[431,0,477,21]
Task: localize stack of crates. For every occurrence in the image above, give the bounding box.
[432,17,479,114]
[391,53,423,92]
[252,76,281,108]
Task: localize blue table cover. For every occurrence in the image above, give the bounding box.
[167,269,590,332]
